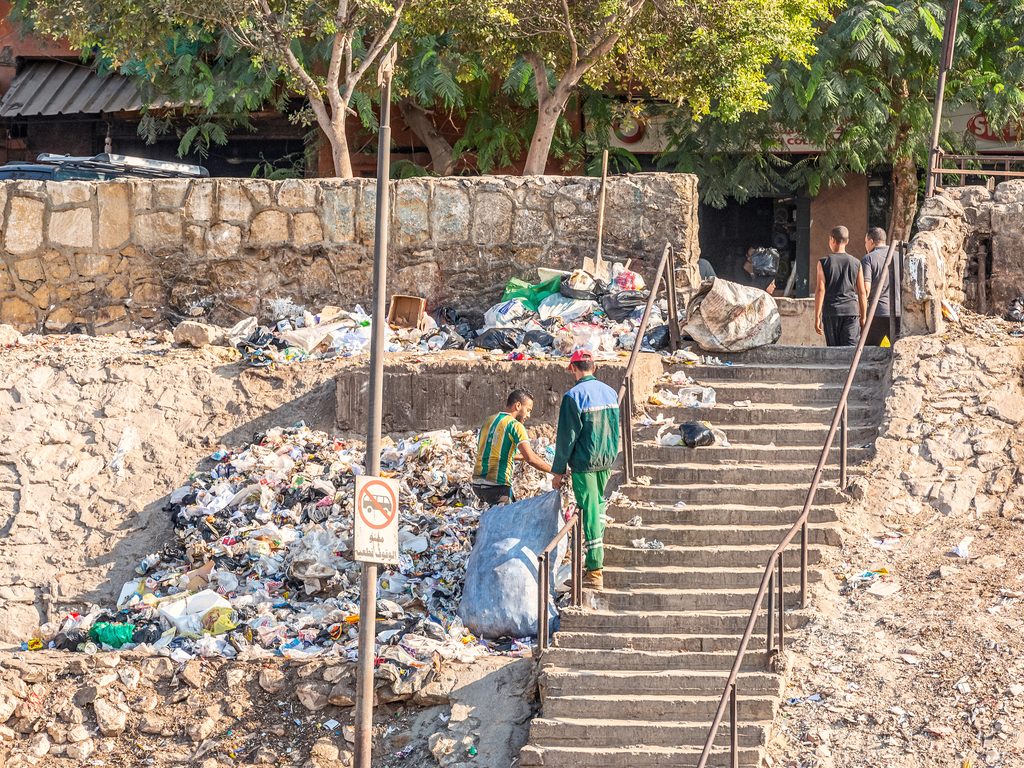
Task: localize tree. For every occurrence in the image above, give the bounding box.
[20,0,411,177]
[463,0,832,174]
[659,0,1024,240]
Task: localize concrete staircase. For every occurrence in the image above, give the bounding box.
[520,346,890,768]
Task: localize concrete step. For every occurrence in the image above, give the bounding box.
[676,361,886,385]
[629,461,856,485]
[603,542,825,568]
[541,647,770,672]
[643,403,878,426]
[560,609,809,635]
[552,631,766,653]
[601,565,821,590]
[617,481,847,506]
[635,421,877,447]
[528,717,768,748]
[541,693,778,722]
[684,345,890,365]
[632,442,871,465]
[539,667,783,697]
[589,587,803,613]
[605,522,843,548]
[519,743,763,768]
[654,379,876,406]
[606,502,840,526]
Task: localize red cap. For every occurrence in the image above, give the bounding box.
[567,349,594,370]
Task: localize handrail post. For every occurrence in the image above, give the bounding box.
[622,379,635,483]
[800,522,808,609]
[888,254,897,345]
[766,571,775,660]
[729,683,738,768]
[537,553,548,652]
[665,245,681,352]
[839,403,848,490]
[777,554,785,653]
[572,517,583,607]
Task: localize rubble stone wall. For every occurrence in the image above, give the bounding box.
[0,174,700,332]
[904,181,1024,333]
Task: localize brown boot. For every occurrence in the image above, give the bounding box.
[583,569,603,590]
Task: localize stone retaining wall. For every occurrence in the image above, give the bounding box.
[0,174,699,332]
[904,181,1024,333]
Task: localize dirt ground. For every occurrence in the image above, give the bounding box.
[766,316,1024,768]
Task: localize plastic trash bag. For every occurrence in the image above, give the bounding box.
[483,299,531,329]
[613,267,646,292]
[474,328,526,351]
[680,421,715,448]
[502,276,562,312]
[523,330,555,348]
[458,491,566,639]
[560,270,603,301]
[601,290,650,322]
[538,293,598,323]
[642,324,670,350]
[683,278,782,352]
[751,247,781,276]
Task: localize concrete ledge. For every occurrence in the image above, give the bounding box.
[334,352,664,433]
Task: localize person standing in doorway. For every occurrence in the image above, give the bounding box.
[551,350,620,591]
[815,225,868,347]
[861,227,900,345]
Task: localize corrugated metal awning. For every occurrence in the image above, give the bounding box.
[0,60,161,118]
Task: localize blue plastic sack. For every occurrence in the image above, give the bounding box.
[459,491,566,639]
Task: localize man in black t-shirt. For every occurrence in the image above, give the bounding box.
[814,226,867,347]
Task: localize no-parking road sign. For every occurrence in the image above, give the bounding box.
[353,475,399,564]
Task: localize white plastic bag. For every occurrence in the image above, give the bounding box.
[484,299,530,328]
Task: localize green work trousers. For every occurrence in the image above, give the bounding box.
[572,469,610,572]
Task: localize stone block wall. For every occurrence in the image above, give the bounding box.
[0,174,699,332]
[903,181,1024,334]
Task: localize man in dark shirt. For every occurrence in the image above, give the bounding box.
[814,225,867,347]
[861,227,900,345]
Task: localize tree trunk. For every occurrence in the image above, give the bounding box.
[889,154,918,242]
[398,98,455,175]
[524,95,568,175]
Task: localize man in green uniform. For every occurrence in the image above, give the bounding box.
[551,350,621,590]
[472,389,552,507]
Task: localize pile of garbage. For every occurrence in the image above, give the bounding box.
[30,425,544,667]
[176,264,674,366]
[471,265,672,357]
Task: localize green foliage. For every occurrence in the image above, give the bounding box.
[657,0,1024,226]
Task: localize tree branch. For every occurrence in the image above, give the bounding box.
[339,0,407,105]
[325,0,350,120]
[524,51,550,105]
[560,0,579,69]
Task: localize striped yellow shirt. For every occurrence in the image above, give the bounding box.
[473,413,529,486]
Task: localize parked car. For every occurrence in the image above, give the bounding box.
[0,153,209,180]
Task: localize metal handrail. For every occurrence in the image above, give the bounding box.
[535,240,680,650]
[696,239,903,767]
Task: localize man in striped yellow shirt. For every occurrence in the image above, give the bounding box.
[472,389,553,507]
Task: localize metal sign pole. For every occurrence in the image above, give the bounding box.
[354,44,397,768]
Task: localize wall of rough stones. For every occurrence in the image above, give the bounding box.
[0,174,700,332]
[903,181,1024,333]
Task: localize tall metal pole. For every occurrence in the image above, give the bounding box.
[355,44,397,768]
[595,149,609,277]
[925,0,963,197]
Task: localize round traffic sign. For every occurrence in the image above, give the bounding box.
[357,480,397,530]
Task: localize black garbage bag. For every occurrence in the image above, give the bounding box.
[559,273,608,301]
[431,306,462,326]
[1008,295,1024,322]
[53,629,88,651]
[523,330,555,348]
[679,421,715,448]
[751,248,780,276]
[436,325,467,349]
[642,324,670,350]
[601,290,650,322]
[474,328,526,351]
